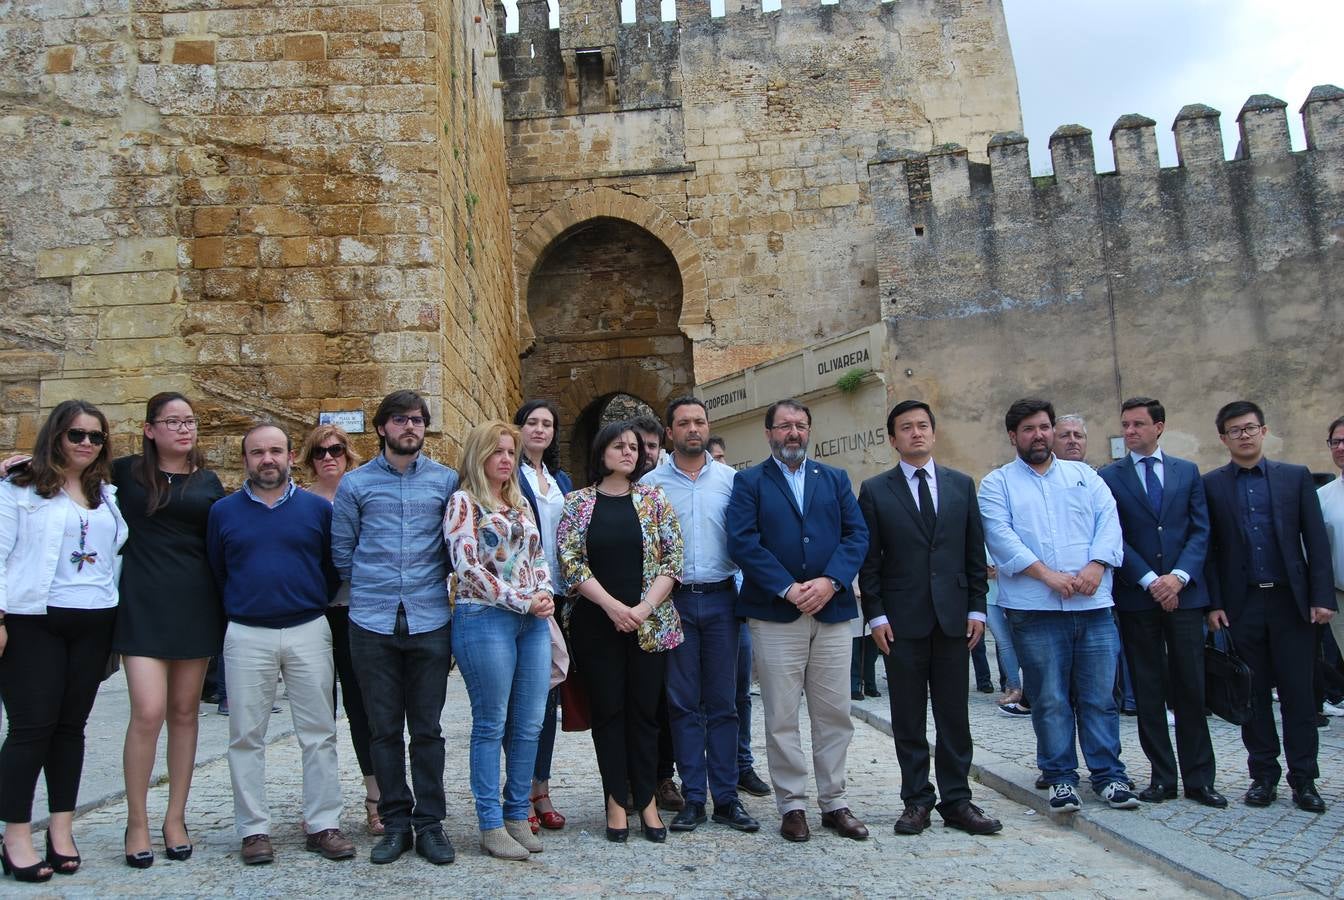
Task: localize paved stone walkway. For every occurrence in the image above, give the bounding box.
[25,676,1197,898]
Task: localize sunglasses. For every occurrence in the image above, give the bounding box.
[66,428,107,447]
[311,444,347,460]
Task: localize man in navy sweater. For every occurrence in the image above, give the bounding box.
[206,422,354,865]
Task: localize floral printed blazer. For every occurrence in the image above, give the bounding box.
[444,491,552,615]
[557,483,684,605]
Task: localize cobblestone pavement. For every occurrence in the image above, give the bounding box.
[852,632,1344,897]
[29,676,1199,898]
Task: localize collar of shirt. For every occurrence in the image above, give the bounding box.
[898,458,935,482]
[1011,453,1058,479]
[772,454,807,480]
[374,452,422,476]
[242,478,296,508]
[1129,447,1164,467]
[1236,457,1268,477]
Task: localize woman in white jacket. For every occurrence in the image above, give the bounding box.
[0,400,127,883]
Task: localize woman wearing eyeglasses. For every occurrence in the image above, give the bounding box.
[445,421,555,860]
[112,392,225,868]
[299,424,383,835]
[0,401,127,882]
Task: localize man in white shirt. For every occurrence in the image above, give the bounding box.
[1318,415,1344,674]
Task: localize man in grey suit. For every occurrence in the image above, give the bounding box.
[858,400,1001,836]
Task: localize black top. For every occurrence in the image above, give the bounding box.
[111,455,227,659]
[586,492,644,607]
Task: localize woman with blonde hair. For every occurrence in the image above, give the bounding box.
[299,424,383,834]
[445,420,555,861]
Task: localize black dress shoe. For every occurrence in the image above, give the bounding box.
[737,768,771,797]
[1138,783,1177,803]
[940,800,1003,835]
[1243,780,1278,807]
[712,798,760,832]
[640,815,667,843]
[605,826,629,843]
[893,803,932,835]
[1184,786,1228,808]
[976,683,994,694]
[850,690,864,701]
[370,829,413,864]
[415,827,455,865]
[1291,780,1326,813]
[1034,774,1049,790]
[670,802,707,832]
[779,809,809,842]
[864,685,882,698]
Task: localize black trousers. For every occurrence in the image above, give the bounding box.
[1230,586,1318,784]
[883,628,973,811]
[571,601,667,810]
[327,606,373,777]
[1118,606,1216,789]
[0,606,116,823]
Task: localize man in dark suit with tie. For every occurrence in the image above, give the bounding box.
[727,398,870,843]
[857,400,1001,836]
[1099,397,1225,808]
[1204,400,1337,812]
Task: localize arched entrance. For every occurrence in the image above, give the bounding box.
[570,392,660,483]
[522,216,695,481]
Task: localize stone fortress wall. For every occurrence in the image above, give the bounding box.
[870,88,1344,477]
[0,0,519,479]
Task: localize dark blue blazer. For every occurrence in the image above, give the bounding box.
[1099,453,1211,612]
[727,456,868,624]
[519,464,572,552]
[1202,459,1336,622]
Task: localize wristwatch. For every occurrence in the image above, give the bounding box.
[828,577,843,593]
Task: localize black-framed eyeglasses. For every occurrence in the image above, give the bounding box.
[153,417,197,431]
[1328,439,1344,450]
[312,444,347,460]
[769,422,810,434]
[390,415,426,428]
[66,428,107,447]
[1223,424,1263,439]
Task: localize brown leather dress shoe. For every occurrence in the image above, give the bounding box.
[940,800,1003,835]
[779,809,810,842]
[820,807,868,840]
[241,833,273,865]
[656,778,686,812]
[893,803,932,835]
[305,828,356,860]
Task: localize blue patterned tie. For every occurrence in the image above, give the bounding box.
[1142,457,1163,518]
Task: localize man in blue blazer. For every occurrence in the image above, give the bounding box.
[727,398,870,843]
[1204,400,1337,813]
[1099,397,1225,808]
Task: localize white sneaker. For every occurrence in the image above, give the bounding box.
[1099,781,1142,809]
[1048,783,1082,813]
[1322,700,1344,717]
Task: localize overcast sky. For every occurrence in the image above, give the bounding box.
[510,0,1342,174]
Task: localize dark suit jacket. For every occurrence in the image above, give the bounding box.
[856,463,987,639]
[1203,459,1337,622]
[1099,453,1210,612]
[727,456,868,624]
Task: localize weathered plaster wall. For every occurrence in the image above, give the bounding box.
[0,0,518,478]
[869,88,1344,477]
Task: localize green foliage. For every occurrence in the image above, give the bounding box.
[836,367,868,394]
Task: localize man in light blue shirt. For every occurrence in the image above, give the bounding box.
[979,398,1137,815]
[643,397,760,834]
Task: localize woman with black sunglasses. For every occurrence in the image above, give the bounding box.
[299,423,383,835]
[0,400,128,882]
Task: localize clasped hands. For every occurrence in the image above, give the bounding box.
[1147,573,1184,612]
[603,596,655,632]
[1038,561,1106,599]
[785,577,836,617]
[528,592,555,619]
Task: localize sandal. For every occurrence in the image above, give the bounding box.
[530,792,566,831]
[364,797,385,836]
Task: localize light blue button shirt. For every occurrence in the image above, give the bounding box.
[978,455,1123,611]
[642,453,738,583]
[772,454,807,512]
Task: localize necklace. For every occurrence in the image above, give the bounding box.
[595,485,631,497]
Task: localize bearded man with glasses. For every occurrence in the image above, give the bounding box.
[331,390,461,864]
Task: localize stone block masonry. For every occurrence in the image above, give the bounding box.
[0,0,520,481]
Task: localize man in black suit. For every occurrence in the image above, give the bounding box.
[1099,397,1225,808]
[857,400,1001,836]
[1204,400,1337,812]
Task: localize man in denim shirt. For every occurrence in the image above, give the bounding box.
[332,390,459,865]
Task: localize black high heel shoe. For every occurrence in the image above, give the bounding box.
[124,828,154,869]
[44,832,80,874]
[640,813,667,844]
[1,842,54,883]
[163,825,193,861]
[605,825,629,843]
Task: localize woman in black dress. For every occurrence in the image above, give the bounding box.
[113,393,224,867]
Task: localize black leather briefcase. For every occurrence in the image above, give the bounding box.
[1205,629,1254,726]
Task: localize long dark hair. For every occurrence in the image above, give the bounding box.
[513,399,562,474]
[136,392,205,515]
[587,420,647,486]
[11,400,112,508]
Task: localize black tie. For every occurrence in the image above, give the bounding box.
[916,469,936,534]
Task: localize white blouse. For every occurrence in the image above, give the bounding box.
[521,462,565,589]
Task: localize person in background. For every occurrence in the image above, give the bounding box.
[445,421,554,860]
[113,392,226,868]
[558,421,684,843]
[514,400,572,834]
[0,401,126,883]
[299,424,382,835]
[1318,416,1344,710]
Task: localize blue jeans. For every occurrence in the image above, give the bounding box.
[451,603,551,830]
[736,622,754,773]
[667,586,740,805]
[1006,607,1127,791]
[986,603,1021,692]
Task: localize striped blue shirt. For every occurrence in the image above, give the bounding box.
[331,452,459,634]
